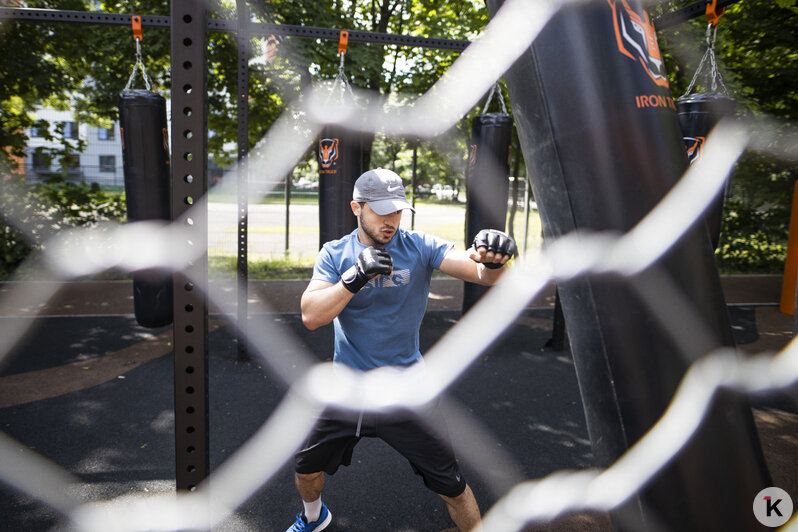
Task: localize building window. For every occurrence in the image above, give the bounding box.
[32,148,51,171]
[63,121,79,139]
[99,155,116,173]
[30,120,48,138]
[60,154,80,175]
[98,127,115,141]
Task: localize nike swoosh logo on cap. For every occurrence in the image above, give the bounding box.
[387,185,403,193]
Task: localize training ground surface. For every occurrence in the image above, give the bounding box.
[0,276,795,531]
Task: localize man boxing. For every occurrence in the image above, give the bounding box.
[287,167,516,532]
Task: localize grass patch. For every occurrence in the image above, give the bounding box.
[210,255,315,280]
[207,189,320,205]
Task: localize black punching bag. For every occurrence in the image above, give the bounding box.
[677,92,737,250]
[463,113,512,312]
[318,125,362,247]
[486,1,769,531]
[119,89,173,328]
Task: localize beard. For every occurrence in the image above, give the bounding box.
[359,217,395,247]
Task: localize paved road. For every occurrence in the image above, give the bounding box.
[0,302,795,531]
[0,308,599,532]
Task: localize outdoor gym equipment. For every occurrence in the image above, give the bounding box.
[675,0,737,250]
[487,0,770,530]
[118,16,173,328]
[0,0,758,513]
[462,83,513,312]
[317,31,363,248]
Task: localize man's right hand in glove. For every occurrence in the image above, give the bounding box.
[341,247,393,293]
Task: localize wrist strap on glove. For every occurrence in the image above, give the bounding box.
[341,265,369,293]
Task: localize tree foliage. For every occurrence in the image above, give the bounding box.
[0,1,489,184]
[1,0,796,273]
[654,0,798,272]
[0,179,126,280]
[253,0,487,182]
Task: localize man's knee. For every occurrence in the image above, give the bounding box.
[295,471,323,482]
[439,483,472,505]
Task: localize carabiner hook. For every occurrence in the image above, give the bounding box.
[132,15,143,57]
[338,30,349,56]
[706,0,725,27]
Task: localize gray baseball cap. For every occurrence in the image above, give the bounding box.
[352,168,415,215]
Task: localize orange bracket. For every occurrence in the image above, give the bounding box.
[132,15,143,42]
[706,0,725,26]
[338,30,349,55]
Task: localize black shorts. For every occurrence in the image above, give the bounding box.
[294,402,467,498]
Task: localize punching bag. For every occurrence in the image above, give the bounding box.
[318,124,362,248]
[486,1,770,531]
[676,92,737,249]
[463,113,513,312]
[119,89,173,328]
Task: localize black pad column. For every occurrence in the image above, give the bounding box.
[676,91,737,249]
[318,125,363,247]
[119,89,173,328]
[486,1,770,530]
[463,113,513,312]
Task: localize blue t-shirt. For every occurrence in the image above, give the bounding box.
[312,228,454,370]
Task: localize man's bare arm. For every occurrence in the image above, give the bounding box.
[438,247,508,286]
[301,247,393,330]
[300,279,354,330]
[439,229,516,285]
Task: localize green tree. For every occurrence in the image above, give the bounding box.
[0,179,126,280]
[655,0,798,272]
[1,1,489,181]
[258,0,487,183]
[0,0,174,175]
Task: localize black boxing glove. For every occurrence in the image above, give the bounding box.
[473,229,517,269]
[341,247,393,293]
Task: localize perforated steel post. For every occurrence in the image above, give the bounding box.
[170,0,209,492]
[236,0,250,360]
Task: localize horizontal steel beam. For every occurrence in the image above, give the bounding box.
[245,21,469,50]
[0,7,468,50]
[0,7,171,28]
[2,2,749,47]
[653,0,743,30]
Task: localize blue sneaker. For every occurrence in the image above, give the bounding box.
[286,503,331,532]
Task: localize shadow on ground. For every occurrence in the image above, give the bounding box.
[0,305,795,531]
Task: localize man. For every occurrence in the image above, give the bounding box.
[287,168,516,532]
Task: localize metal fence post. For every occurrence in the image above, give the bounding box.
[236,0,250,360]
[170,0,209,492]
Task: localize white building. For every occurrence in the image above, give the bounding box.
[25,107,124,187]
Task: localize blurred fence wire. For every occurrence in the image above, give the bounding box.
[0,0,797,531]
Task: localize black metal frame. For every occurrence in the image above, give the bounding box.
[0,0,737,493]
[169,0,210,491]
[652,0,742,30]
[2,0,747,35]
[236,0,250,361]
[0,7,469,48]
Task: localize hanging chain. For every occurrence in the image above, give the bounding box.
[329,50,356,105]
[683,22,728,97]
[125,37,153,91]
[705,23,728,93]
[482,82,508,114]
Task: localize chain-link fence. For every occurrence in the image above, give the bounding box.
[1,0,797,530]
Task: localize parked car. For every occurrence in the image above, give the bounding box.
[293,178,318,190]
[432,183,455,200]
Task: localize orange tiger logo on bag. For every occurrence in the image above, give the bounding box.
[319,138,339,169]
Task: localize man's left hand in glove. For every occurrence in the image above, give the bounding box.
[470,229,517,269]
